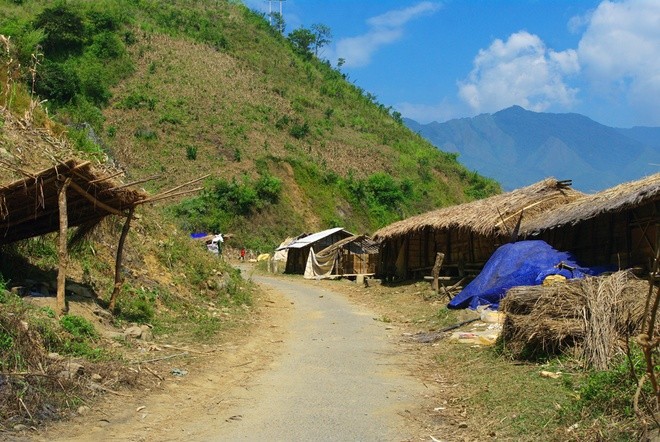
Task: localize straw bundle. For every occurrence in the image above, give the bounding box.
[500,270,648,368]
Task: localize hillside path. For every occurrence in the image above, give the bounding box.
[27,272,427,442]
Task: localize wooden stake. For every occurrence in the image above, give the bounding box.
[57,178,71,316]
[431,252,445,293]
[109,206,135,312]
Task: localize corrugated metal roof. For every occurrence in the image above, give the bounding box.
[278,227,350,250]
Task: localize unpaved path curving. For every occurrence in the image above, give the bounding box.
[26,273,428,442]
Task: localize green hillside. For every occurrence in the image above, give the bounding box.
[0,0,499,250]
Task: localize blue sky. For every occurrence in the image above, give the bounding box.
[244,0,660,128]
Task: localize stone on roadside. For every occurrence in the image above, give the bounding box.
[124,325,143,339]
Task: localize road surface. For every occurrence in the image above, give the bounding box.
[27,273,425,442]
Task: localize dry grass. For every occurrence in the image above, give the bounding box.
[374,178,582,240]
[500,271,648,368]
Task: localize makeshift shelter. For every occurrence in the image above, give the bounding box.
[277,227,353,274]
[0,110,208,314]
[373,178,583,281]
[269,235,306,273]
[521,173,660,273]
[303,234,379,279]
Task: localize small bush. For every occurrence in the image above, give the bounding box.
[115,287,157,323]
[34,61,80,104]
[289,121,309,139]
[186,145,197,160]
[60,315,98,340]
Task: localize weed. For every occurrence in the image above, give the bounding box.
[41,306,56,318]
[115,286,157,324]
[186,145,197,160]
[289,121,309,139]
[134,127,157,140]
[60,315,98,340]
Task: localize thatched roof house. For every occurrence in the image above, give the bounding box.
[373,178,583,280]
[521,173,660,272]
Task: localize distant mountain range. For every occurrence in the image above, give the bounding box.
[405,106,659,192]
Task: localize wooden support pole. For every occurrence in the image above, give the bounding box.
[109,206,135,312]
[56,178,71,316]
[431,252,445,293]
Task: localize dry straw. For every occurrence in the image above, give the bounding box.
[500,270,648,369]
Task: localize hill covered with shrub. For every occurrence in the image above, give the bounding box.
[0,0,499,250]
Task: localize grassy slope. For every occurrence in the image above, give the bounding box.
[0,0,500,250]
[94,1,499,249]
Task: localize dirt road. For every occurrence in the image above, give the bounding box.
[26,273,428,442]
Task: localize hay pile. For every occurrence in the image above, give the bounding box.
[500,270,649,369]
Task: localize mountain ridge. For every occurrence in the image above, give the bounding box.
[405,105,659,192]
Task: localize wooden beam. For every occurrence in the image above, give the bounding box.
[136,187,203,205]
[105,174,161,192]
[67,179,127,217]
[109,206,135,313]
[56,178,71,316]
[88,170,124,184]
[150,174,210,198]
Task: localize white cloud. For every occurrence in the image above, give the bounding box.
[334,2,441,68]
[577,0,660,125]
[457,31,579,114]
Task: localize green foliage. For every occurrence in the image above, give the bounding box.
[289,120,309,139]
[34,3,85,57]
[0,329,13,352]
[60,315,98,340]
[255,174,282,204]
[287,27,315,58]
[115,286,157,323]
[568,350,646,419]
[464,171,501,200]
[89,31,125,59]
[67,125,106,159]
[34,60,80,103]
[186,145,197,160]
[118,92,157,110]
[174,173,283,233]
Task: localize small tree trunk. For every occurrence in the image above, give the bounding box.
[56,178,71,316]
[109,207,134,312]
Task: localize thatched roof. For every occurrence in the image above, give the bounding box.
[521,173,660,234]
[373,178,582,241]
[0,159,148,244]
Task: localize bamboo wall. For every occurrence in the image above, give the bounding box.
[538,201,658,272]
[377,200,658,281]
[378,227,503,280]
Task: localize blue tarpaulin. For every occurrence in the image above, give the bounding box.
[447,240,599,310]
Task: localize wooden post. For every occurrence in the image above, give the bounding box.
[431,252,445,293]
[109,206,135,312]
[56,178,71,316]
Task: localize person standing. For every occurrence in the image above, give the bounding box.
[240,247,246,261]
